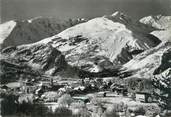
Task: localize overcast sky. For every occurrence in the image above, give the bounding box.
[1,0,171,23]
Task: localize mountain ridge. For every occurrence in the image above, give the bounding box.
[140,15,171,42]
[1,12,171,82]
[0,17,87,50]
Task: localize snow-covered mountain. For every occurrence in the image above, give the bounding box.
[140,15,171,30]
[0,21,17,47]
[140,15,171,41]
[1,12,166,80]
[37,12,160,72]
[122,41,171,78]
[121,41,171,95]
[0,17,87,50]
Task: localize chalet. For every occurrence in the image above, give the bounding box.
[73,96,90,103]
[126,77,154,103]
[110,83,128,96]
[17,78,38,94]
[6,82,21,92]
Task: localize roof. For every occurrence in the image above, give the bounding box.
[73,96,89,101]
[136,92,152,95]
[126,77,152,81]
[6,82,20,88]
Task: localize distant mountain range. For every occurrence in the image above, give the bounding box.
[0,17,87,49]
[0,12,170,86]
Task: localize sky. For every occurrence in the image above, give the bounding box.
[1,0,171,23]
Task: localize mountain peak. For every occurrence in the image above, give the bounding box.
[140,15,171,29]
[0,20,17,47]
[111,11,125,17]
[108,11,133,25]
[27,16,43,23]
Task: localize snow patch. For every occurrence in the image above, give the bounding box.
[0,20,16,44]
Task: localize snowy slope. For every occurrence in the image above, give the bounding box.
[38,12,160,72]
[151,29,171,42]
[0,17,87,50]
[140,15,171,30]
[140,15,171,42]
[122,42,171,78]
[0,21,16,46]
[154,68,171,88]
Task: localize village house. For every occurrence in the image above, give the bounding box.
[126,77,154,103]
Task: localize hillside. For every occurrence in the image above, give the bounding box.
[0,57,40,84]
[122,41,171,79]
[1,43,81,81]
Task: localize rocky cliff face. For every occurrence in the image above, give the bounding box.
[0,42,81,83]
[0,55,40,84]
[1,43,67,76]
[0,17,87,49]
